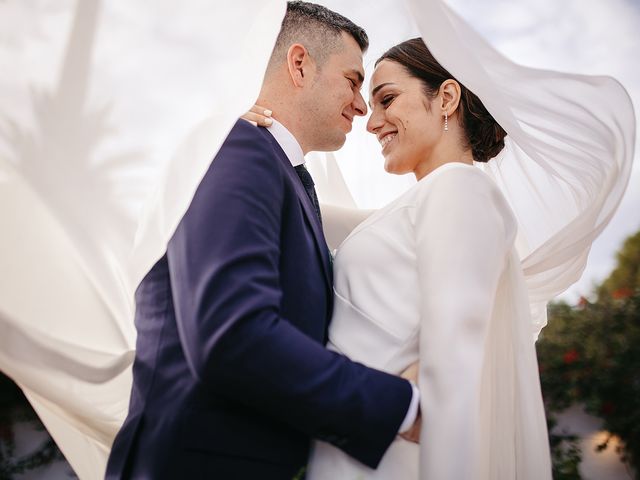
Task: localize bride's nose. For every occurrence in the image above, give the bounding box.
[366,109,383,134]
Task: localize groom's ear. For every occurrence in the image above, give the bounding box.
[286,43,315,88]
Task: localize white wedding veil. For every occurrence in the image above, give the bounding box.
[0,0,634,477]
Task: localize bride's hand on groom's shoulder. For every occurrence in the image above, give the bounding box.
[400,361,422,444]
[241,104,273,126]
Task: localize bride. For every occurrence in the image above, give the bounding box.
[312,37,552,479]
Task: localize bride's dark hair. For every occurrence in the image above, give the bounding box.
[376,38,506,163]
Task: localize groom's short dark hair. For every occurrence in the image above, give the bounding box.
[268,1,368,69]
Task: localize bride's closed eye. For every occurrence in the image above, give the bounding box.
[381,94,395,108]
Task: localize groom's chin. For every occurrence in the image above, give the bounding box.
[314,134,347,153]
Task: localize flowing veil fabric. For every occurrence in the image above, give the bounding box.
[1,1,285,477]
[0,0,634,477]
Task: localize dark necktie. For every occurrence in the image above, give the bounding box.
[294,164,322,225]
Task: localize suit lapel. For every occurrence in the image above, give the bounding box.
[259,128,333,293]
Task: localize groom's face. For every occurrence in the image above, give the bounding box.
[303,32,367,151]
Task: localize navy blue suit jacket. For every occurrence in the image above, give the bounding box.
[105,120,412,479]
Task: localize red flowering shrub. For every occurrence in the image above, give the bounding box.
[563,349,579,364]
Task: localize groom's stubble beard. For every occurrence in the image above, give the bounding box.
[298,71,350,153]
[286,33,366,154]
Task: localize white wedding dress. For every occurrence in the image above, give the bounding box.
[307,163,551,479]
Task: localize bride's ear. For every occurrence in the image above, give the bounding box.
[439,79,462,117]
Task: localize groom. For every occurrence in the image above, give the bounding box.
[106,2,418,479]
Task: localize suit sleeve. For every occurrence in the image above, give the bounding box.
[415,167,514,479]
[166,122,412,468]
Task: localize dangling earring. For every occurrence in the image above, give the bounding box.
[444,111,449,132]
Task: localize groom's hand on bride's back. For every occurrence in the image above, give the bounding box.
[399,361,422,443]
[399,409,421,443]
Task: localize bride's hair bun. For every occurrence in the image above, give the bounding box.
[377,38,507,163]
[462,90,507,163]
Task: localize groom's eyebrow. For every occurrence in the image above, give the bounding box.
[349,69,365,87]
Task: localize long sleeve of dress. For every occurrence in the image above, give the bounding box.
[414,165,516,479]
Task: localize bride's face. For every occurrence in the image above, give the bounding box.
[366,60,442,176]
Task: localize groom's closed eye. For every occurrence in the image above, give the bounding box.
[346,70,365,90]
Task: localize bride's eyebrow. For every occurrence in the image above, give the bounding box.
[369,82,396,108]
[371,82,395,97]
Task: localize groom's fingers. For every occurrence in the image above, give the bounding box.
[399,361,421,443]
[399,410,422,444]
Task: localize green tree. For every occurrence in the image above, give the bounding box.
[598,230,640,299]
[538,227,640,478]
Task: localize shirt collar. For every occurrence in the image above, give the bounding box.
[266,118,305,167]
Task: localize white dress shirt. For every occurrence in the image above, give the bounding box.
[266,118,305,167]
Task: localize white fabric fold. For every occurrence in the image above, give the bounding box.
[1,1,286,477]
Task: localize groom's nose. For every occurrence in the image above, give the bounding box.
[352,90,367,117]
